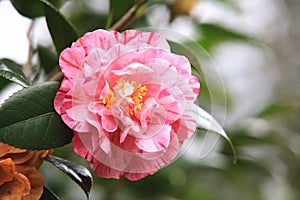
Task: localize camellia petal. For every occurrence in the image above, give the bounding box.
[0,142,52,199]
[54,29,200,180]
[0,173,29,199]
[16,166,44,200]
[0,158,15,186]
[135,125,171,152]
[0,143,26,157]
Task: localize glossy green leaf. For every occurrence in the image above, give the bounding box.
[41,0,78,53]
[41,186,60,200]
[0,82,73,150]
[198,23,257,51]
[0,59,31,87]
[0,77,10,92]
[10,0,65,18]
[190,103,236,163]
[46,155,93,199]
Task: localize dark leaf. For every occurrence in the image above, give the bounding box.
[40,186,60,200]
[46,155,93,199]
[37,45,58,74]
[10,0,65,18]
[0,82,73,150]
[0,58,31,87]
[0,77,10,92]
[109,0,134,25]
[41,0,78,54]
[71,11,108,35]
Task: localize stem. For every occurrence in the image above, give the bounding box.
[48,71,63,82]
[110,0,148,31]
[45,66,63,82]
[23,21,35,77]
[105,9,114,30]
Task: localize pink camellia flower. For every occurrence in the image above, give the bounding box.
[54,29,200,181]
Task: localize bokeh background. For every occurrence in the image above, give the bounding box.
[0,0,299,199]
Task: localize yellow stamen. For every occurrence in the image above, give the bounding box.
[129,85,147,115]
[102,80,147,114]
[102,89,114,108]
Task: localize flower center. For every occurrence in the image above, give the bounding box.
[102,80,147,115]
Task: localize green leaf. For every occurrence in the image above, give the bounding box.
[41,186,60,200]
[0,59,31,87]
[198,23,258,51]
[0,77,10,92]
[46,155,93,199]
[10,0,65,19]
[41,0,78,54]
[257,99,299,118]
[66,11,107,36]
[37,45,58,74]
[190,103,237,163]
[109,0,134,25]
[0,82,73,150]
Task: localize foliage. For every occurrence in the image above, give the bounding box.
[46,156,92,198]
[0,58,31,87]
[0,82,73,149]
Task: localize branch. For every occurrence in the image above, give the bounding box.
[23,21,35,77]
[49,72,63,82]
[110,0,148,31]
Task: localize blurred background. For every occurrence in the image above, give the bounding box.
[0,0,299,199]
